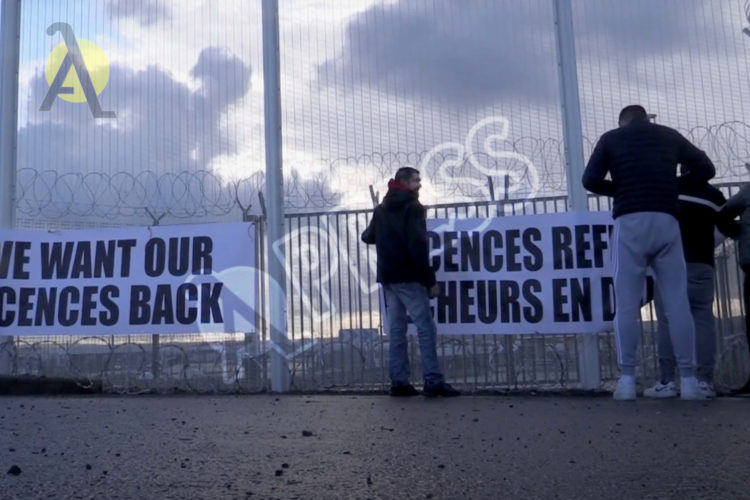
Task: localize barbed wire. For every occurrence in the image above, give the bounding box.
[14,122,750,221]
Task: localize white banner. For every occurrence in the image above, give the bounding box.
[0,223,257,336]
[383,211,621,335]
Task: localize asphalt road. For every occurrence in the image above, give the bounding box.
[2,394,749,499]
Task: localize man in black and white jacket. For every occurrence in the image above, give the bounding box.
[645,169,739,399]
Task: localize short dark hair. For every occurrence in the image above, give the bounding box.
[618,105,648,124]
[395,166,420,182]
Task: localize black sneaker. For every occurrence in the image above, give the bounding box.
[423,382,461,398]
[731,378,750,395]
[390,383,420,397]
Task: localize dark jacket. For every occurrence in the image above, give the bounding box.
[582,118,715,219]
[361,180,436,288]
[677,177,739,266]
[721,183,750,267]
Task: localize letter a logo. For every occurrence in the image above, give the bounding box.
[40,23,115,118]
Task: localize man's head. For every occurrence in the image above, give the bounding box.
[618,105,648,127]
[395,166,421,192]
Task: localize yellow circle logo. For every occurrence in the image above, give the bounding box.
[45,39,110,103]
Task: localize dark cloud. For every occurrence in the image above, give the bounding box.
[318,0,713,107]
[16,48,254,220]
[20,46,251,173]
[317,0,558,107]
[106,0,171,26]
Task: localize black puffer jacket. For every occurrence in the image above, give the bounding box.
[582,118,715,219]
[361,180,436,288]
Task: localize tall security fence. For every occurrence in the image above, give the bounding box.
[3,184,749,394]
[4,0,750,393]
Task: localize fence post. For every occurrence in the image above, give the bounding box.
[145,210,166,382]
[262,0,290,392]
[553,0,600,390]
[0,0,22,376]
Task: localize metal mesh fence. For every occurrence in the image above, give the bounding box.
[5,185,750,393]
[3,1,750,392]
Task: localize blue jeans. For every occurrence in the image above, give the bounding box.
[383,282,444,385]
[654,263,716,383]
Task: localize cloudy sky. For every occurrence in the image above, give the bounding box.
[7,0,750,224]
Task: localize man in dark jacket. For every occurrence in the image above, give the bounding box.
[362,166,459,397]
[582,105,716,401]
[646,170,739,399]
[720,173,750,393]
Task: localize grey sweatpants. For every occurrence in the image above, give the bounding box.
[613,212,696,377]
[654,263,715,383]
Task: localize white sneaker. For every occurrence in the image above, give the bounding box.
[697,380,716,398]
[613,376,636,401]
[680,376,709,400]
[643,381,677,399]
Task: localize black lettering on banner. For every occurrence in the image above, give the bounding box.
[176,283,198,324]
[483,230,503,272]
[522,280,543,323]
[522,228,543,271]
[505,229,522,272]
[14,242,31,279]
[601,277,616,321]
[437,281,457,323]
[129,285,151,324]
[94,240,116,278]
[499,281,520,323]
[58,286,80,327]
[168,237,191,276]
[460,232,481,272]
[0,287,15,326]
[0,241,32,279]
[427,232,441,270]
[570,277,592,322]
[80,286,99,326]
[193,236,213,274]
[117,239,136,277]
[552,278,569,322]
[71,241,92,278]
[99,286,119,326]
[0,241,12,278]
[144,238,166,277]
[200,282,223,323]
[459,280,475,323]
[35,287,57,326]
[41,242,74,279]
[476,280,498,324]
[591,225,609,268]
[0,241,31,280]
[17,288,35,326]
[574,225,592,269]
[443,232,459,272]
[552,227,573,270]
[152,284,175,324]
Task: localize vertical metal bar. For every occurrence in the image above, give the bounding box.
[335,214,344,385]
[297,216,305,384]
[262,0,289,392]
[316,215,324,384]
[0,0,21,376]
[345,213,354,385]
[259,216,268,387]
[326,214,335,385]
[554,0,599,390]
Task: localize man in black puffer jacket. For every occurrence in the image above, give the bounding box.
[583,105,716,401]
[362,166,459,398]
